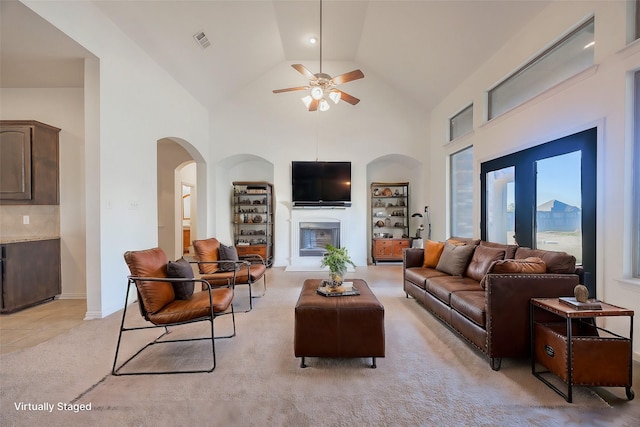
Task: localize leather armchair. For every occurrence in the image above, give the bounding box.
[112,247,236,375]
[192,237,267,312]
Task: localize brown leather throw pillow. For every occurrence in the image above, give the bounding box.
[480,257,546,289]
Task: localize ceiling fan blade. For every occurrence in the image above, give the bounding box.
[292,64,316,81]
[308,98,319,112]
[335,90,360,105]
[273,86,310,94]
[331,69,364,85]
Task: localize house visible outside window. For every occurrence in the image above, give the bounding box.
[449,104,473,141]
[633,71,640,278]
[488,18,595,120]
[450,146,474,238]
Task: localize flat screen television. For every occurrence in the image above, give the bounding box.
[292,161,351,207]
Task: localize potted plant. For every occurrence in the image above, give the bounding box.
[320,244,356,289]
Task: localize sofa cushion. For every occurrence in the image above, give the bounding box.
[436,242,476,276]
[405,267,448,290]
[465,245,506,282]
[422,240,445,268]
[166,257,195,300]
[480,257,546,289]
[450,291,486,327]
[479,240,518,259]
[514,248,575,274]
[448,237,481,246]
[426,275,482,305]
[218,243,239,271]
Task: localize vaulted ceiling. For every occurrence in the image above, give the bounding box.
[1,0,551,112]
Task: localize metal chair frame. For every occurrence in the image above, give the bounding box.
[112,276,236,376]
[193,256,267,312]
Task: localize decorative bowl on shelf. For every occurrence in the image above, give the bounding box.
[373,232,392,238]
[382,188,393,197]
[375,220,385,227]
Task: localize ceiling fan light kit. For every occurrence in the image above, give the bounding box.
[273,0,364,112]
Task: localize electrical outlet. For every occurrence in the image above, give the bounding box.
[23,215,30,225]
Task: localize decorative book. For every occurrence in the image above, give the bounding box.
[558,296,602,310]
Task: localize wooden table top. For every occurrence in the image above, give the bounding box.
[531,297,634,318]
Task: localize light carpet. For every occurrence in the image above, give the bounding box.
[1,266,638,426]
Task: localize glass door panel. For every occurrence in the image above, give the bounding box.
[535,151,582,264]
[486,166,516,244]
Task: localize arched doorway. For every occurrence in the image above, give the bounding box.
[157,138,205,260]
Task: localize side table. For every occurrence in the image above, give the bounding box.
[530,297,634,403]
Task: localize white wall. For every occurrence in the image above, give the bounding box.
[210,61,429,266]
[429,1,640,358]
[0,88,86,299]
[23,1,211,318]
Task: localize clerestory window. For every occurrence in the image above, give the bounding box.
[488,18,595,120]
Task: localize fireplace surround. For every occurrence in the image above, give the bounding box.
[287,209,351,271]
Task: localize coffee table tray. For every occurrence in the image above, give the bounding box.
[316,281,360,297]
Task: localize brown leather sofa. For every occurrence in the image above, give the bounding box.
[403,238,580,370]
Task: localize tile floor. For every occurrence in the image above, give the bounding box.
[0,299,87,354]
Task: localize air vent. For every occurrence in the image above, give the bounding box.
[193,31,210,49]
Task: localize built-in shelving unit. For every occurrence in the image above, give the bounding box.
[370,182,410,264]
[232,181,274,267]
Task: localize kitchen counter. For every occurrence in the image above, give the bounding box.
[0,236,60,244]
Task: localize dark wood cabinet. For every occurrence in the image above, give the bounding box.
[0,238,61,313]
[0,120,60,205]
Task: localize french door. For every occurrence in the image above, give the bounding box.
[480,128,597,296]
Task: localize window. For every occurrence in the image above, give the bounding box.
[481,128,596,295]
[449,104,473,141]
[535,151,583,264]
[488,18,595,120]
[633,71,640,277]
[636,0,640,40]
[450,146,474,238]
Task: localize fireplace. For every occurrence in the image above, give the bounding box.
[287,209,350,271]
[299,221,340,257]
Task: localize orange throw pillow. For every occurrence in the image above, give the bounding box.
[422,240,445,268]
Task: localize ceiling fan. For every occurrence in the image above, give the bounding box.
[272,0,364,112]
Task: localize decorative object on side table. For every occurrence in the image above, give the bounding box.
[320,244,356,293]
[573,284,589,302]
[558,284,602,310]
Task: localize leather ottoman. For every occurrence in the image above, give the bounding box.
[294,279,385,368]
